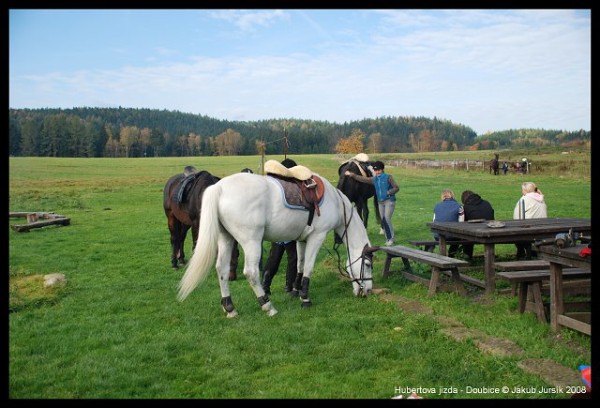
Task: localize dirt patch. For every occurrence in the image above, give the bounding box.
[518,358,581,389]
[473,335,524,358]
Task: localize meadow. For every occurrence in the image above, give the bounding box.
[8,151,591,399]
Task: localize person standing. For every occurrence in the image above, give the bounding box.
[513,181,547,259]
[262,158,299,295]
[428,189,464,257]
[460,190,495,260]
[345,160,399,246]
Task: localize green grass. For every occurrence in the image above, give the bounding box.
[8,152,591,399]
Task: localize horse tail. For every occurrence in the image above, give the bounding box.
[177,183,221,301]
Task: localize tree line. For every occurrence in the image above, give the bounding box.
[8,107,591,158]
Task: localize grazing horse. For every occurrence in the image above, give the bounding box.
[337,156,381,229]
[177,161,377,318]
[163,167,221,270]
[489,154,499,175]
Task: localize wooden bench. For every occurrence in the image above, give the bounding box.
[496,269,591,322]
[409,239,469,252]
[379,245,469,296]
[494,260,553,295]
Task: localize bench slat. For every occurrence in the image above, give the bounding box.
[496,268,590,282]
[379,245,469,269]
[494,260,550,271]
[409,240,468,246]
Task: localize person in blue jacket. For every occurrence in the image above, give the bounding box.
[428,189,464,257]
[345,160,399,246]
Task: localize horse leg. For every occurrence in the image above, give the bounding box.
[295,237,325,308]
[168,217,183,269]
[215,238,239,318]
[362,199,370,228]
[179,224,191,266]
[373,196,382,227]
[242,241,278,317]
[222,237,277,317]
[293,241,306,300]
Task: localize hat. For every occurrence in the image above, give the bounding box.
[281,158,297,169]
[372,161,384,170]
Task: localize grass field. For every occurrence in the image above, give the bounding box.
[8,152,591,399]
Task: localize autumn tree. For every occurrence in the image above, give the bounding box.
[334,128,365,154]
[214,128,242,156]
[140,127,151,157]
[186,132,202,156]
[120,125,140,157]
[418,129,434,152]
[368,132,383,154]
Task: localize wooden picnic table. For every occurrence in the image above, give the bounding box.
[427,217,591,295]
[537,243,591,335]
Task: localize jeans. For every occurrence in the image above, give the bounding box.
[378,199,396,241]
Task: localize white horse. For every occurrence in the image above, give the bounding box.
[177,170,376,318]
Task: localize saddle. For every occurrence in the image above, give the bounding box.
[264,160,325,223]
[175,170,204,203]
[340,153,370,177]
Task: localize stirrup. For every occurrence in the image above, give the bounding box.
[303,178,317,189]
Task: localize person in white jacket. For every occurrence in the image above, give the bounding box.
[513,181,547,258]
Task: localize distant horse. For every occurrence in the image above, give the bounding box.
[489,154,499,175]
[177,162,376,318]
[337,158,381,229]
[163,166,221,270]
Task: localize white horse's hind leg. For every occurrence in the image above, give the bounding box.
[242,243,278,317]
[216,236,238,318]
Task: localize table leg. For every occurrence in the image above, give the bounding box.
[439,236,447,256]
[549,262,564,332]
[382,254,393,278]
[483,244,495,295]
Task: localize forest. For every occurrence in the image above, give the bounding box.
[8,107,591,158]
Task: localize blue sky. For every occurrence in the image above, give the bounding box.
[9,9,591,135]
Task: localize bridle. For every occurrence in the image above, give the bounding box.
[333,190,374,289]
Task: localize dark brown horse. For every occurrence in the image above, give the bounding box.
[337,160,381,229]
[163,166,224,271]
[489,154,499,175]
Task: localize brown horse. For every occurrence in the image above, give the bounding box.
[489,154,499,175]
[163,166,225,272]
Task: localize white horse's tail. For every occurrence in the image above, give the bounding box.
[177,183,221,301]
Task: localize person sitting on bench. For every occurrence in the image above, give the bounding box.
[460,190,495,261]
[427,189,464,257]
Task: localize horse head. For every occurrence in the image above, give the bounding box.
[339,194,376,297]
[347,244,378,297]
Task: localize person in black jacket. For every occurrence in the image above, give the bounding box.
[461,190,495,260]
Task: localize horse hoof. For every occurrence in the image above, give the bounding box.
[300,300,312,308]
[226,310,238,318]
[266,308,278,317]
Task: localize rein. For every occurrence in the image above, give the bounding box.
[333,190,373,288]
